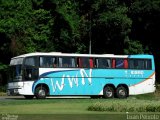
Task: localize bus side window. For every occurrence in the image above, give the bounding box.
[95,58,111,68]
[115,58,125,69]
[146,59,152,70]
[129,59,151,70]
[62,58,69,67]
[24,57,38,81]
[59,57,76,68]
[77,57,92,68]
[40,56,57,68]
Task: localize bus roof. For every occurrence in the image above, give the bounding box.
[11,52,153,59]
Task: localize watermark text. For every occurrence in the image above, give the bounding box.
[1,114,18,120]
[127,113,160,120]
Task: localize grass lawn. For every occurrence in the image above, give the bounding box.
[0,97,159,114]
[0,95,160,120]
[0,98,128,120]
[0,98,94,114]
[0,86,160,120]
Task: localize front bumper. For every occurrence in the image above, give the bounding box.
[7,88,21,96]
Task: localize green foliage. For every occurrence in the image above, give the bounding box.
[0,63,8,71]
[124,37,144,54]
[52,0,81,52]
[88,100,160,112]
[129,0,160,51]
[0,0,160,84]
[89,0,132,54]
[0,85,6,93]
[0,0,55,54]
[57,1,80,37]
[0,0,33,55]
[0,95,160,113]
[1,0,157,55]
[26,8,54,52]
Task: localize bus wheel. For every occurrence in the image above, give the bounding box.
[35,86,47,99]
[24,95,34,99]
[116,86,128,99]
[103,86,114,98]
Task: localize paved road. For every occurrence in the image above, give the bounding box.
[0,96,24,100]
[0,96,90,100]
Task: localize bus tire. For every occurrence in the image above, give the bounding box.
[35,86,47,99]
[103,86,114,98]
[116,86,128,99]
[24,95,34,99]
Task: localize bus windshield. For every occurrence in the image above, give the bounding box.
[10,57,23,65]
[9,65,22,82]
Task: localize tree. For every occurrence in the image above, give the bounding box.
[129,0,160,53]
[0,0,160,84]
[45,0,81,53]
[124,37,144,54]
[129,0,160,82]
[89,0,132,54]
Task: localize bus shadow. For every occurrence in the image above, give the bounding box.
[2,96,91,100]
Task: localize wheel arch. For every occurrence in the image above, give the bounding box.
[103,84,116,91]
[34,83,50,96]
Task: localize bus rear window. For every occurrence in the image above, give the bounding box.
[129,59,152,70]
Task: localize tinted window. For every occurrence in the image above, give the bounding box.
[116,59,124,68]
[95,58,111,68]
[59,57,76,68]
[129,59,152,70]
[146,59,152,69]
[78,57,93,68]
[9,65,22,82]
[40,56,57,68]
[10,58,24,65]
[24,67,38,80]
[24,57,38,81]
[24,57,38,66]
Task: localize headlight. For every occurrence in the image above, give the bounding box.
[14,89,19,93]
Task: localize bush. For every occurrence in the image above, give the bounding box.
[0,85,6,92]
[87,100,160,112]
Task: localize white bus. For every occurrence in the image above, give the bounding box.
[7,52,156,99]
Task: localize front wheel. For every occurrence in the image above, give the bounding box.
[103,86,114,98]
[35,86,47,99]
[116,86,128,99]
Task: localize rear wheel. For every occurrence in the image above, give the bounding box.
[116,86,128,98]
[103,86,114,98]
[35,86,47,99]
